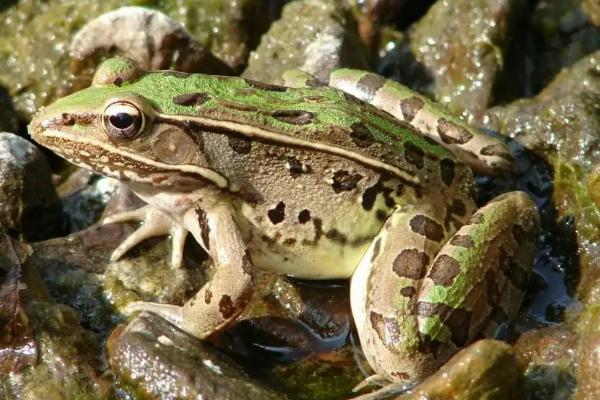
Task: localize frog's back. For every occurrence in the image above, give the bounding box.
[136,71,460,187]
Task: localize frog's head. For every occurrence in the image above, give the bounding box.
[29,57,229,191]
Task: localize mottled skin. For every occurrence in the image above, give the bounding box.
[29,58,538,389]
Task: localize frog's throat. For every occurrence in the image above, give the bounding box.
[40,129,231,189]
[157,114,420,185]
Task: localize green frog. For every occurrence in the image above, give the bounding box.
[28,57,538,387]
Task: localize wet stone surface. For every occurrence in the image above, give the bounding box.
[108,312,286,400]
[0,132,61,241]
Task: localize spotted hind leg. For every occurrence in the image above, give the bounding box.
[350,191,538,394]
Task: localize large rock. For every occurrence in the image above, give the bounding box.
[0,132,61,241]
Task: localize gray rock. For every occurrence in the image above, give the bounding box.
[0,132,61,241]
[108,312,286,400]
[242,0,369,83]
[70,6,230,75]
[406,0,526,121]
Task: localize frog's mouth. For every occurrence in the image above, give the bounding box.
[29,123,230,190]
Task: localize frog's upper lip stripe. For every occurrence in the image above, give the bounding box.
[40,129,231,189]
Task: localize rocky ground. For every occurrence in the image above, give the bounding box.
[0,0,599,399]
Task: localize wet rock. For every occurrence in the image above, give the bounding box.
[70,7,231,76]
[576,289,600,399]
[242,0,369,83]
[108,311,286,400]
[531,0,600,92]
[405,0,526,121]
[514,326,577,399]
[0,132,61,241]
[0,236,111,399]
[57,169,118,233]
[396,340,525,400]
[483,52,600,291]
[29,222,206,334]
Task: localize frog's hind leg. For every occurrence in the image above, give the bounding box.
[350,204,449,384]
[350,191,538,393]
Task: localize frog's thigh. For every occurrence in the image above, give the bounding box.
[350,192,538,385]
[419,191,538,348]
[350,205,448,383]
[126,204,254,339]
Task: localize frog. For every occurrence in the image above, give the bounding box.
[28,57,538,389]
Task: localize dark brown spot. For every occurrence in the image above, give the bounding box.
[331,170,363,193]
[440,158,455,186]
[267,201,286,224]
[60,113,75,126]
[218,295,235,318]
[298,209,311,224]
[350,122,373,148]
[391,371,410,380]
[416,302,471,346]
[370,239,382,262]
[283,238,297,246]
[326,229,347,244]
[429,255,461,286]
[450,235,474,248]
[196,207,210,250]
[369,311,401,350]
[400,286,417,297]
[228,135,252,154]
[404,142,425,169]
[400,96,425,122]
[449,199,466,216]
[437,119,473,144]
[356,73,387,102]
[287,156,304,178]
[409,215,444,242]
[244,79,288,92]
[241,250,253,275]
[361,179,394,211]
[205,289,213,304]
[113,77,123,86]
[376,209,387,221]
[272,110,314,125]
[173,92,211,106]
[393,249,429,279]
[469,213,485,225]
[481,143,512,160]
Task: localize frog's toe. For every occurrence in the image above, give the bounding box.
[102,204,154,225]
[105,206,189,269]
[124,301,184,327]
[351,378,409,400]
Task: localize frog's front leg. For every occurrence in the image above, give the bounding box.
[125,203,254,339]
[350,191,538,386]
[103,204,189,268]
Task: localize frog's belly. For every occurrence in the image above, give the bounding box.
[237,203,384,280]
[248,238,371,279]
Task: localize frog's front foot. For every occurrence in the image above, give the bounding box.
[102,205,189,268]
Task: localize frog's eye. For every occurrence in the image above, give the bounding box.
[102,101,145,140]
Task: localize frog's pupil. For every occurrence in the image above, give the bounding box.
[110,113,134,129]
